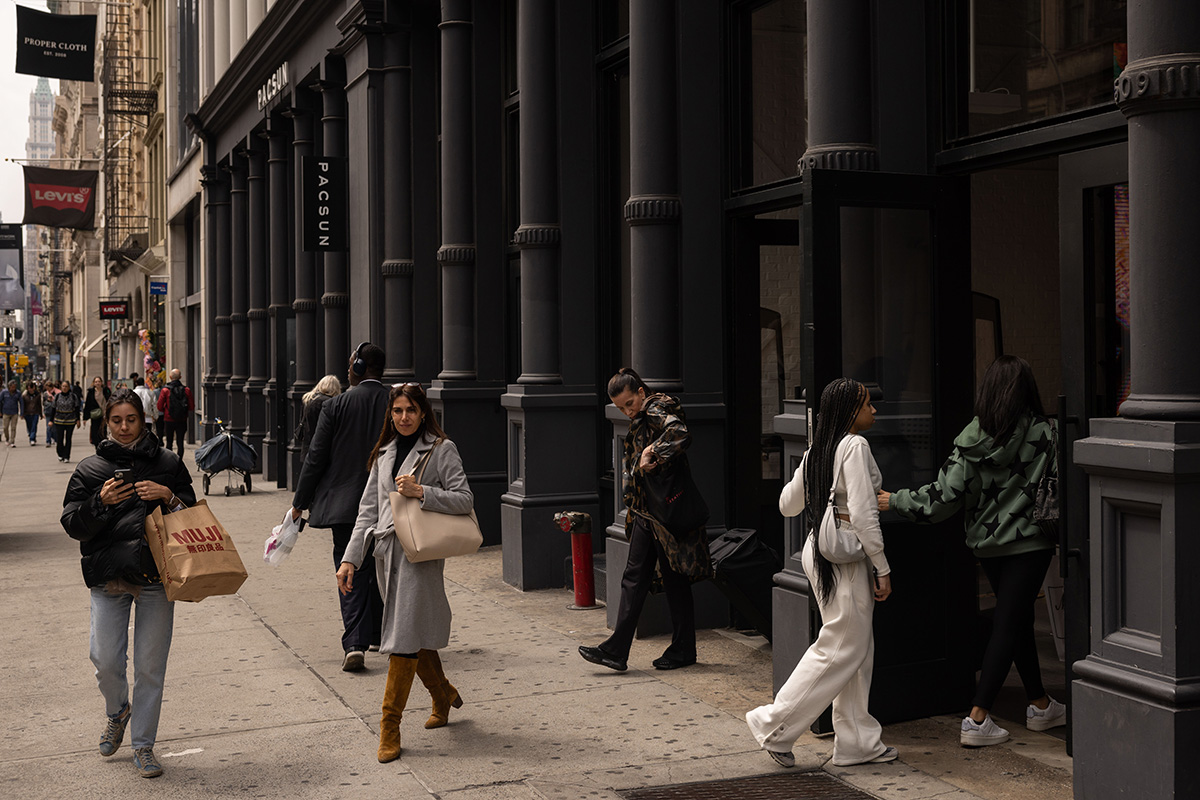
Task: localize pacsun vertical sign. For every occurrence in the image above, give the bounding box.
[301,157,348,252]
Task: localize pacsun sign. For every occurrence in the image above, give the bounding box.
[22,166,98,229]
[301,157,348,252]
[257,62,289,111]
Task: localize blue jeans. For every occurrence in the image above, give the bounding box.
[24,414,39,443]
[89,583,174,749]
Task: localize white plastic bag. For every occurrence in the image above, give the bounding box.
[263,509,302,565]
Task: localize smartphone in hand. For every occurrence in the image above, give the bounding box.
[113,468,131,484]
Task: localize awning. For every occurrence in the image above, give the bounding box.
[72,332,105,361]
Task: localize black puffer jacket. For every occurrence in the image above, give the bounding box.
[61,432,196,588]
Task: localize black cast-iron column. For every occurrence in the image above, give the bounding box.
[200,165,228,441]
[318,78,350,380]
[213,158,233,434]
[262,116,292,485]
[799,0,877,172]
[244,143,268,468]
[1072,3,1200,797]
[287,95,318,488]
[500,0,597,590]
[225,150,249,439]
[625,0,681,392]
[436,0,476,381]
[381,19,415,383]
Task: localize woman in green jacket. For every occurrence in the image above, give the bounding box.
[878,355,1064,747]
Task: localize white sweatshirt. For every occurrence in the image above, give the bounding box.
[778,433,890,576]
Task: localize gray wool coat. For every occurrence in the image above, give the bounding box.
[343,431,474,655]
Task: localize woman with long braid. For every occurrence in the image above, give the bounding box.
[746,378,897,768]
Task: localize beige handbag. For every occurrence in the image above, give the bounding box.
[389,440,483,563]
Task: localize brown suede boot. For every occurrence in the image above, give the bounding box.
[378,655,417,763]
[416,649,463,729]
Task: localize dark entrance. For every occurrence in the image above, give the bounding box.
[1058,141,1129,753]
[800,169,976,724]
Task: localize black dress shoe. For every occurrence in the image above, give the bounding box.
[579,645,627,672]
[652,654,696,670]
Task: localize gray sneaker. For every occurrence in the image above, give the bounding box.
[133,747,164,778]
[960,714,1009,746]
[1027,696,1067,731]
[98,705,131,757]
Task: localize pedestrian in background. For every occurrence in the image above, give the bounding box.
[84,376,111,447]
[0,380,20,446]
[337,382,474,763]
[22,381,42,446]
[53,380,82,462]
[298,373,342,462]
[133,376,158,429]
[42,382,58,447]
[746,378,897,769]
[156,369,193,457]
[878,355,1063,747]
[61,388,195,779]
[291,343,389,672]
[579,367,712,673]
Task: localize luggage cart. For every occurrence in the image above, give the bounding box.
[194,419,257,496]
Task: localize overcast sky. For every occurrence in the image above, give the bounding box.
[0,1,54,225]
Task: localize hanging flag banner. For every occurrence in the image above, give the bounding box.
[99,300,129,319]
[30,284,43,316]
[0,225,23,312]
[22,166,98,229]
[301,157,348,252]
[149,279,168,296]
[15,6,97,82]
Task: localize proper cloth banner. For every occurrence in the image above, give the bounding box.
[22,166,98,229]
[144,501,248,602]
[15,6,97,82]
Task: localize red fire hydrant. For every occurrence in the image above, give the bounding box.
[556,511,603,610]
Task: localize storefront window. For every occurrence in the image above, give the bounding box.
[735,0,806,189]
[965,0,1126,137]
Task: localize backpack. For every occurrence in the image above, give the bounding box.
[168,383,187,420]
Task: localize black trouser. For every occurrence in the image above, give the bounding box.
[55,422,75,460]
[974,548,1054,710]
[602,514,696,661]
[164,419,187,456]
[331,524,383,653]
[89,415,105,446]
[155,417,165,441]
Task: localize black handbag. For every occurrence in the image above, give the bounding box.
[642,455,710,535]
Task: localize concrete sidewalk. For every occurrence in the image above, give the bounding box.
[0,439,1073,799]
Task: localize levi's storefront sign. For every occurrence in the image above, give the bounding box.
[302,157,348,252]
[14,6,97,82]
[99,300,129,320]
[22,166,98,229]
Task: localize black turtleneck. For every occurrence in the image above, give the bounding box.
[391,431,422,481]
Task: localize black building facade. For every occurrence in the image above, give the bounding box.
[189,2,1199,796]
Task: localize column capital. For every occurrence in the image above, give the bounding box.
[512,225,561,248]
[623,195,681,225]
[436,245,477,265]
[798,143,879,173]
[1115,55,1200,118]
[322,292,349,308]
[381,259,415,277]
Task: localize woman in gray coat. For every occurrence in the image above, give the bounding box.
[336,382,473,763]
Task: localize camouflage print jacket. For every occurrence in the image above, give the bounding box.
[623,393,714,584]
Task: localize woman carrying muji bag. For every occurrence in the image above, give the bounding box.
[336,382,473,763]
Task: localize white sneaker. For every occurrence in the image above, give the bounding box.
[960,714,1009,746]
[1027,696,1067,731]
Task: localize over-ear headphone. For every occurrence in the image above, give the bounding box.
[351,342,370,377]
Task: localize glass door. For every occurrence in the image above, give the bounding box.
[802,168,977,724]
[1058,141,1128,754]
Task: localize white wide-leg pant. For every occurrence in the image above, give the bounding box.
[746,538,886,765]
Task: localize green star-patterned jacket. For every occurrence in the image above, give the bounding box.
[889,414,1057,559]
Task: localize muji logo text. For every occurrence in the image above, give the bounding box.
[171,525,225,545]
[29,183,91,211]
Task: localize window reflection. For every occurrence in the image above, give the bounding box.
[737,0,806,188]
[966,0,1126,137]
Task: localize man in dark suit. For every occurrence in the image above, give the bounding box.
[291,343,389,672]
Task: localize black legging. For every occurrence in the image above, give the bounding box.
[973,548,1054,710]
[55,422,76,461]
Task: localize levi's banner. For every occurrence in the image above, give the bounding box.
[22,166,98,229]
[15,6,97,82]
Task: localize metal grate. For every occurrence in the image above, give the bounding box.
[620,771,879,800]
